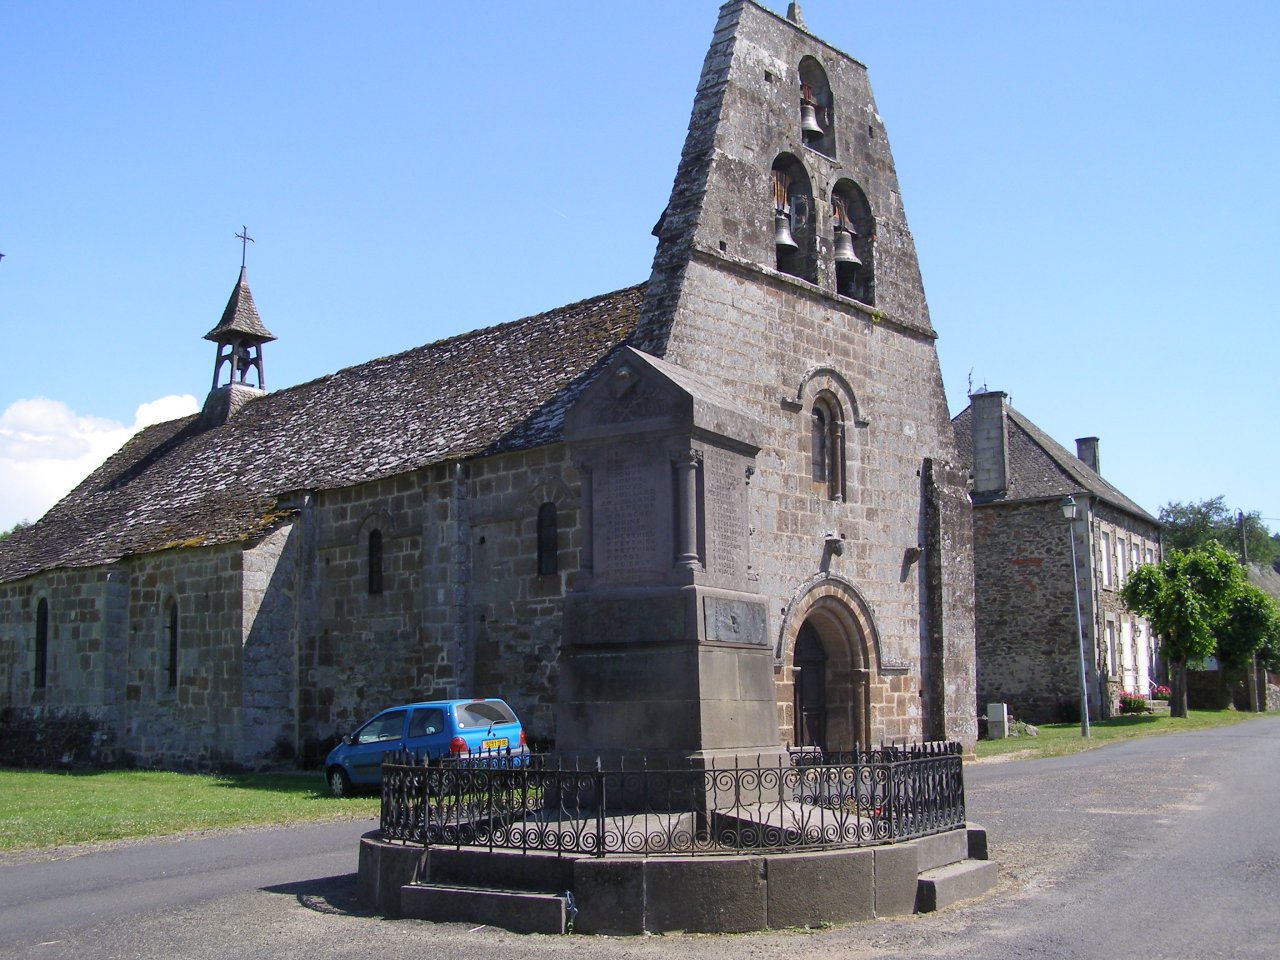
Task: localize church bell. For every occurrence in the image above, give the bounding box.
[833,227,861,265]
[801,101,824,139]
[774,212,799,249]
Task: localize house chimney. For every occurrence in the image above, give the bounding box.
[970,391,1010,497]
[1076,437,1100,475]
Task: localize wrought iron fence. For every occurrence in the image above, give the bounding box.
[379,742,964,857]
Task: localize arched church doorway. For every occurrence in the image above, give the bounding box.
[793,622,828,752]
[787,591,874,754]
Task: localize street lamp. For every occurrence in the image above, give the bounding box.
[1060,496,1092,737]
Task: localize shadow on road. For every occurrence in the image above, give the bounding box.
[261,873,370,916]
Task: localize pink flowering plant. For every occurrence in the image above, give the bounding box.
[1151,685,1171,702]
[1118,691,1149,715]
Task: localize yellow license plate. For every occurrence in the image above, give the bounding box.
[481,737,509,751]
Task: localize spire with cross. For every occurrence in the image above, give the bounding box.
[204,228,276,393]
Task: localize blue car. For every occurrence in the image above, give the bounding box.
[324,698,527,797]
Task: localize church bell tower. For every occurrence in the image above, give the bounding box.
[200,230,276,426]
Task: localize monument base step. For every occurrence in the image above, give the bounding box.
[399,882,569,934]
[915,858,998,913]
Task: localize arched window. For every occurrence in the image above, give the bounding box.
[832,180,875,304]
[537,502,558,576]
[368,529,383,595]
[35,598,48,689]
[798,57,835,158]
[811,392,845,501]
[166,599,179,689]
[772,155,816,282]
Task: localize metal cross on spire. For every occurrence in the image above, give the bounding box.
[235,226,255,269]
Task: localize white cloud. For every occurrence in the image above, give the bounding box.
[0,394,199,530]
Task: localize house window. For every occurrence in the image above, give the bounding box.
[1117,537,1127,582]
[1146,546,1154,566]
[368,529,383,595]
[166,599,179,689]
[35,597,48,689]
[537,502,558,576]
[810,392,844,501]
[1100,531,1112,587]
[1105,620,1118,676]
[1132,542,1141,571]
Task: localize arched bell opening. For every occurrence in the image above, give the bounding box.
[831,179,875,305]
[798,56,836,159]
[771,154,817,283]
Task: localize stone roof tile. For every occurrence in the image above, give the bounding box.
[952,402,1157,523]
[0,283,645,583]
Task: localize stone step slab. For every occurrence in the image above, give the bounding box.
[915,858,999,913]
[399,883,568,934]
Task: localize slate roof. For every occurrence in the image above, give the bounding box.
[951,402,1157,523]
[0,284,645,584]
[204,267,276,343]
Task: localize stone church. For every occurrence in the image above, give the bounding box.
[0,1,977,770]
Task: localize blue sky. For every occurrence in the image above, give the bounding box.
[2,0,1277,534]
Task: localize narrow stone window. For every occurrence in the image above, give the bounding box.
[811,393,845,501]
[368,529,384,595]
[537,502,558,576]
[35,597,48,689]
[166,599,179,689]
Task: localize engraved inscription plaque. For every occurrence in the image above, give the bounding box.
[599,451,657,573]
[704,452,744,579]
[704,597,767,645]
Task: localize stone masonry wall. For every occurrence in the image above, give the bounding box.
[121,543,245,768]
[0,566,122,723]
[300,446,581,761]
[661,259,969,745]
[973,500,1084,723]
[241,523,300,763]
[973,497,1161,725]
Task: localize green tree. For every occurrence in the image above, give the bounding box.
[1121,541,1244,717]
[1218,584,1280,673]
[1158,497,1276,565]
[0,520,30,542]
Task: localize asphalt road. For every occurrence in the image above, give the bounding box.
[3,717,1278,960]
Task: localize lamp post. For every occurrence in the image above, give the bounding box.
[1061,496,1091,737]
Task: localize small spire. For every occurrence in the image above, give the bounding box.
[786,2,805,28]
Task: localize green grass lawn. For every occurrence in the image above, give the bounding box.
[973,709,1275,762]
[0,769,379,854]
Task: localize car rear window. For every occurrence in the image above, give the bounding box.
[454,700,517,728]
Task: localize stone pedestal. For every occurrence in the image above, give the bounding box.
[558,348,783,776]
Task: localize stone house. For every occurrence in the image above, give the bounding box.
[953,390,1161,724]
[0,1,977,770]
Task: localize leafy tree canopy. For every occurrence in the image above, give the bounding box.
[1218,584,1280,672]
[1158,496,1276,565]
[0,520,30,543]
[1122,541,1245,716]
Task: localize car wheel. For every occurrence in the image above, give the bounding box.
[327,766,352,798]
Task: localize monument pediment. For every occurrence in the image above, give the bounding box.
[565,347,762,452]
